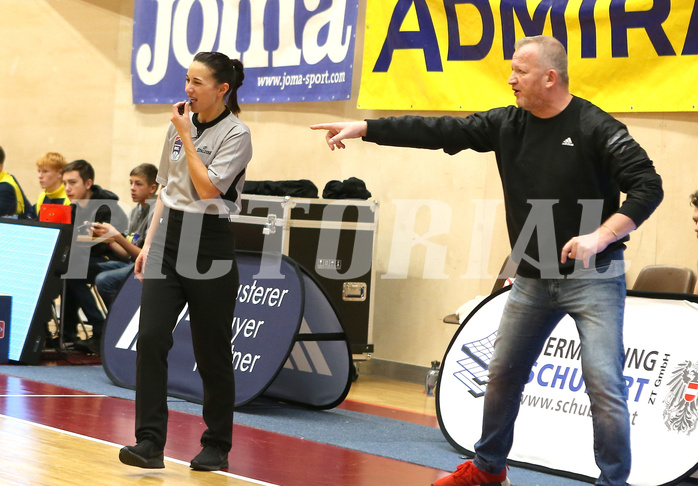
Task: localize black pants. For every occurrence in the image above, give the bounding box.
[63,256,107,336]
[135,208,238,452]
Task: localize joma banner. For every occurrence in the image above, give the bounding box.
[132,0,359,104]
[358,0,698,112]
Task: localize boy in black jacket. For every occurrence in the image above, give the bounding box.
[59,159,127,353]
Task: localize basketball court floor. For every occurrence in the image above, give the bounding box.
[0,371,447,485]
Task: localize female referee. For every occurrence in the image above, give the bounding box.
[119,51,252,472]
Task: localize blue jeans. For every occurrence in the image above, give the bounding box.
[94,260,133,309]
[473,258,630,486]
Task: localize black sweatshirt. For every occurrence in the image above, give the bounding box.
[364,96,664,278]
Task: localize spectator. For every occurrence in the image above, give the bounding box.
[61,159,127,352]
[90,163,159,310]
[35,152,70,217]
[0,145,33,218]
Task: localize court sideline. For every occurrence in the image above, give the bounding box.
[0,371,447,485]
[5,368,691,485]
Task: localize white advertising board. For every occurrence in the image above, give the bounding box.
[437,288,698,485]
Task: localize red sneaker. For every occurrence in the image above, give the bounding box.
[432,460,510,486]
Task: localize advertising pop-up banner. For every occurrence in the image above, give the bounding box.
[132,0,359,104]
[102,252,352,409]
[437,287,698,485]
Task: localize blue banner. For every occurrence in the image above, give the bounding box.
[132,0,359,104]
[102,251,352,409]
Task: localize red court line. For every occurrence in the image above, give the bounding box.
[0,374,447,486]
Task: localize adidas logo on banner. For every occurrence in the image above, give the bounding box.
[562,137,574,147]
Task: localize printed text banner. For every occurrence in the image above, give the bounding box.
[358,0,697,112]
[132,0,359,105]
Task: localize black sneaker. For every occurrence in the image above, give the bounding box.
[44,336,60,350]
[62,331,79,344]
[44,331,78,350]
[74,336,101,355]
[190,445,228,471]
[119,440,165,469]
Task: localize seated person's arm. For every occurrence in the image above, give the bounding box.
[91,222,142,261]
[109,239,132,261]
[0,183,17,216]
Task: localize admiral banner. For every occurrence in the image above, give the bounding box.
[132,0,359,105]
[358,0,698,112]
[437,288,698,485]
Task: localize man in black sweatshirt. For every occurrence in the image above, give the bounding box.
[312,35,663,486]
[60,159,127,353]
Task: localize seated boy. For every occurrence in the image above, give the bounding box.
[0,146,33,218]
[61,159,127,353]
[35,152,70,217]
[91,163,159,309]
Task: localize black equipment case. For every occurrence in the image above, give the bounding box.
[230,195,378,357]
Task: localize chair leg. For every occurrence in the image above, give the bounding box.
[43,299,61,346]
[90,284,108,320]
[77,318,91,340]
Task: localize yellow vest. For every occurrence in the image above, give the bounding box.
[0,170,26,216]
[36,184,70,214]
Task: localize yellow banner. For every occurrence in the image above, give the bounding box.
[358,0,697,112]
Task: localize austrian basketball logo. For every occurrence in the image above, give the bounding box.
[171,136,183,160]
[663,361,698,435]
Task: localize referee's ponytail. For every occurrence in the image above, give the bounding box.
[193,52,244,116]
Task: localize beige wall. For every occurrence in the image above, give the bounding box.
[3,0,696,368]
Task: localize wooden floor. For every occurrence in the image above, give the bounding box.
[0,415,263,486]
[0,370,445,486]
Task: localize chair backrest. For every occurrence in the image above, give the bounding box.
[632,265,697,294]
